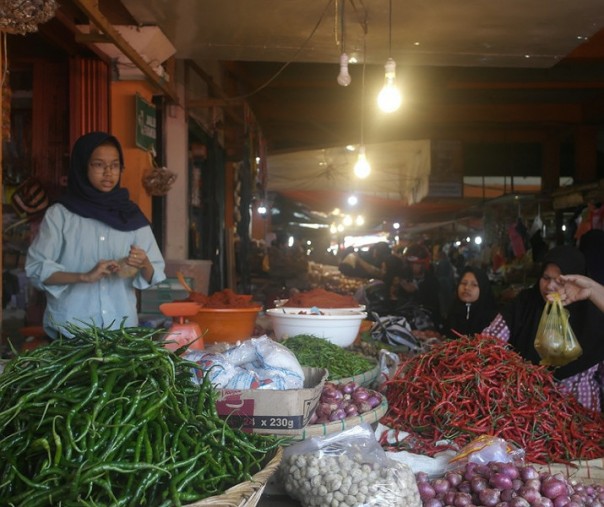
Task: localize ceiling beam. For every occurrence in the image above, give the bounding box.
[70,0,178,103]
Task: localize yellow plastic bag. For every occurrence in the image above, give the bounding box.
[534,293,583,367]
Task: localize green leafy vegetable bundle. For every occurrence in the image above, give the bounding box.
[0,324,281,506]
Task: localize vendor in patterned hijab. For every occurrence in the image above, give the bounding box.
[25,131,166,339]
[483,245,604,412]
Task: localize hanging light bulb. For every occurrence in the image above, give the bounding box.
[377,0,402,113]
[378,58,402,113]
[337,52,351,87]
[354,146,371,179]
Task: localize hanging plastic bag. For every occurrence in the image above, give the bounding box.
[534,293,582,367]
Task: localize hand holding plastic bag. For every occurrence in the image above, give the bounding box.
[534,293,582,367]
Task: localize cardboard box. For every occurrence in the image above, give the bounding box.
[215,367,328,435]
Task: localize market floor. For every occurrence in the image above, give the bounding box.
[257,478,300,506]
[257,493,300,506]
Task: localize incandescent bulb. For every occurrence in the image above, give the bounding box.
[337,53,352,87]
[353,146,371,178]
[377,58,402,113]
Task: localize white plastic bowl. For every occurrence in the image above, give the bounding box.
[267,308,367,347]
[273,299,366,313]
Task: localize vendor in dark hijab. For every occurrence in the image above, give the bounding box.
[25,131,166,338]
[446,266,498,337]
[483,245,603,412]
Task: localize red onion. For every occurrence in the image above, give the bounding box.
[340,381,356,394]
[508,497,530,507]
[500,488,514,502]
[416,471,430,483]
[489,473,513,491]
[444,490,457,505]
[433,478,450,495]
[418,481,437,501]
[366,394,382,408]
[471,477,488,493]
[351,387,369,403]
[453,492,472,506]
[446,472,463,488]
[517,486,540,504]
[541,479,568,500]
[424,499,444,507]
[343,404,358,417]
[520,466,540,482]
[328,408,346,421]
[417,461,604,507]
[534,498,554,507]
[479,488,501,507]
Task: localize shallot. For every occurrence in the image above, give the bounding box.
[311,381,383,424]
[416,462,604,507]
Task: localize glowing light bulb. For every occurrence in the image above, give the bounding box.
[377,58,402,113]
[337,53,351,87]
[353,146,371,178]
[347,194,358,206]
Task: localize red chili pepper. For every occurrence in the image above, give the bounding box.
[381,334,604,463]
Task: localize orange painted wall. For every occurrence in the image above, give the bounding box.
[110,81,154,220]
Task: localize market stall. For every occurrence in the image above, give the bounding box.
[1,281,602,507]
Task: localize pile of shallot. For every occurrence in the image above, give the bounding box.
[309,381,382,424]
[416,461,604,507]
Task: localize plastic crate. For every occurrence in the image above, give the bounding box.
[140,277,192,316]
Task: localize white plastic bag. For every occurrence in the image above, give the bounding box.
[280,423,421,507]
[185,335,304,389]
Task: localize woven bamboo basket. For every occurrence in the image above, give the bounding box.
[183,447,283,507]
[534,457,604,486]
[332,360,380,388]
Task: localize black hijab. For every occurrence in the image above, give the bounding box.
[446,266,498,337]
[502,245,603,380]
[58,132,149,231]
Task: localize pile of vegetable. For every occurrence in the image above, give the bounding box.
[310,381,384,424]
[0,324,282,506]
[282,334,376,380]
[281,449,421,507]
[416,461,604,507]
[381,335,604,463]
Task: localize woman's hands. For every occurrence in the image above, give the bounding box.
[126,244,154,283]
[44,245,154,285]
[550,274,604,313]
[80,260,120,283]
[126,245,149,270]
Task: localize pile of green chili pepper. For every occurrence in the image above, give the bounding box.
[282,334,376,380]
[0,323,283,507]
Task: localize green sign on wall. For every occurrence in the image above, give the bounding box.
[135,93,156,151]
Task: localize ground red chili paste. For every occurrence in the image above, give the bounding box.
[284,288,360,308]
[186,289,259,308]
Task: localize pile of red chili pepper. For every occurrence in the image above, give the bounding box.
[381,334,604,464]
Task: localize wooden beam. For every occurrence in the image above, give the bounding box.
[70,0,178,103]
